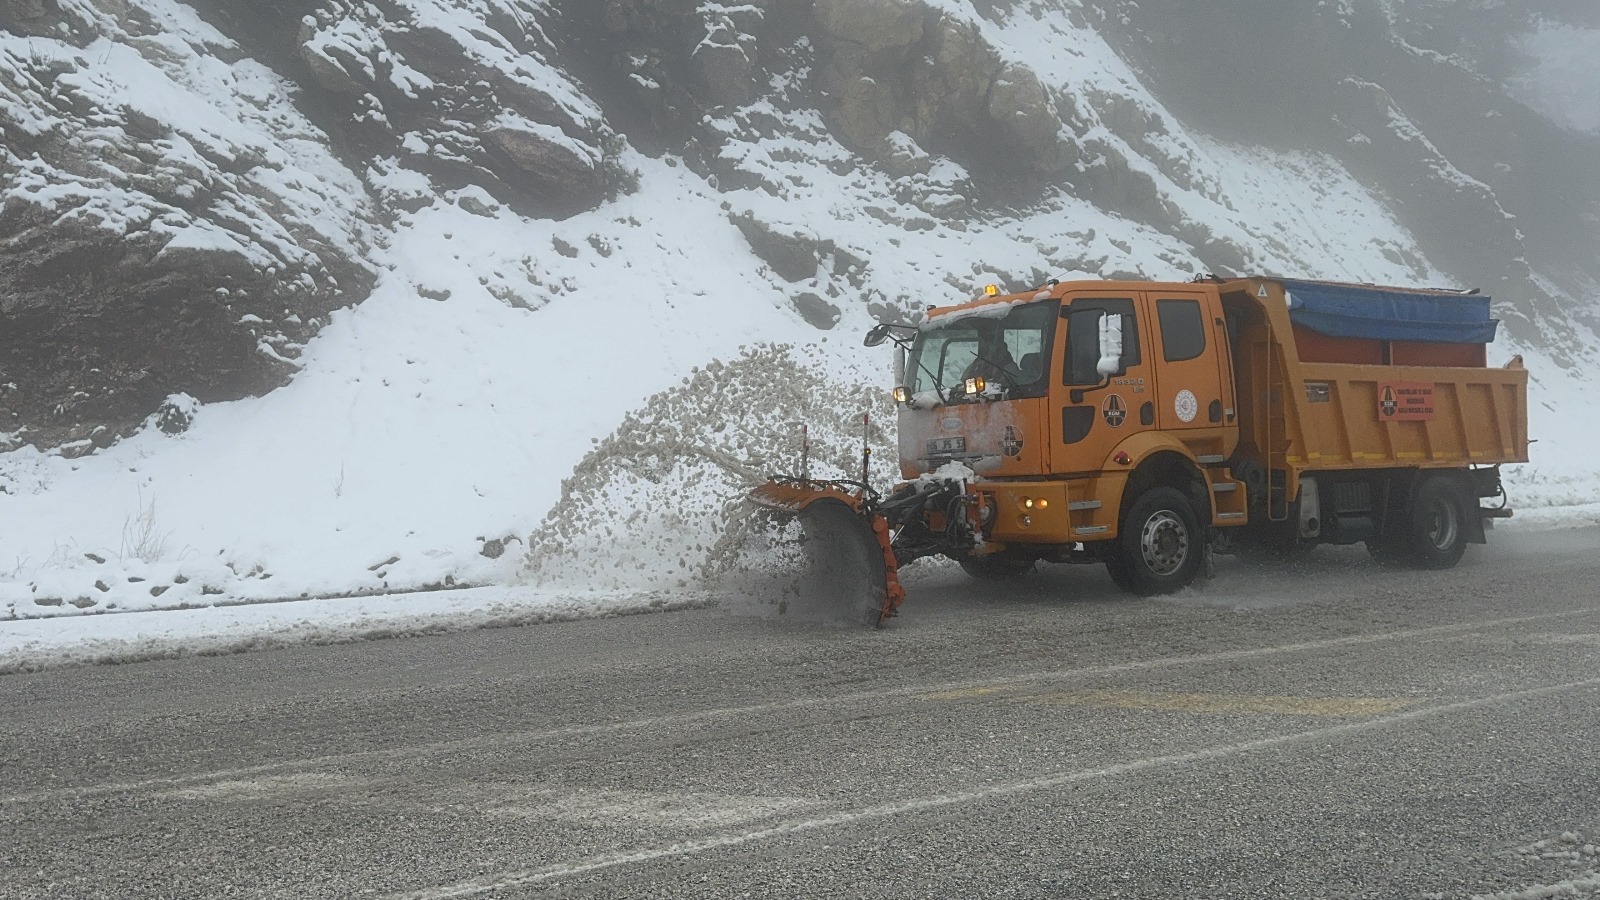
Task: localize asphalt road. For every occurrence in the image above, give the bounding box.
[3,526,1599,899]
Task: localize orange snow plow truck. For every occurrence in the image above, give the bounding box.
[750,275,1528,626]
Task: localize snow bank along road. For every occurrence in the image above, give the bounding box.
[2,528,1599,899]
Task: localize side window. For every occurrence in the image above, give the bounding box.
[1157,299,1206,362]
[1061,298,1140,386]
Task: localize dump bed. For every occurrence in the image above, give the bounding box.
[1285,361,1527,469]
[1222,279,1528,486]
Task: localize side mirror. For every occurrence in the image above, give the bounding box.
[1096,313,1125,377]
[1067,309,1128,403]
[864,323,892,347]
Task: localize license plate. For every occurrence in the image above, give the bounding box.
[927,436,966,455]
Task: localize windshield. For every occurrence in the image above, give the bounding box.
[905,300,1058,403]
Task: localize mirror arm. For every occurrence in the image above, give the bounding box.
[1069,375,1111,405]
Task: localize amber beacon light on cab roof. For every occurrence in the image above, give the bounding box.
[750,275,1529,626]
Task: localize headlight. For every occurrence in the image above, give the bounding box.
[892,386,910,403]
[964,376,986,395]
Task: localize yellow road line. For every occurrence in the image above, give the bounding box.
[1025,689,1411,717]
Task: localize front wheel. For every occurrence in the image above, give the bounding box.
[1106,487,1204,596]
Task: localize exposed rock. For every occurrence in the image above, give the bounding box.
[484,123,602,205]
[913,14,1004,136]
[829,74,900,150]
[987,64,1074,173]
[693,38,755,108]
[792,292,841,330]
[809,1,1079,179]
[812,0,929,147]
[300,42,368,96]
[881,131,933,177]
[454,188,501,218]
[294,0,613,215]
[813,0,925,55]
[599,0,699,36]
[0,4,377,449]
[0,0,49,26]
[692,4,765,108]
[732,213,821,283]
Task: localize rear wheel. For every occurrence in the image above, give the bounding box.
[1106,487,1204,596]
[958,552,1035,581]
[1406,475,1468,569]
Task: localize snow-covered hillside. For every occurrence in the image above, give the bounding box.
[2,0,1597,631]
[1510,21,1600,135]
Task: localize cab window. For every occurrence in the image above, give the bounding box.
[1157,298,1207,362]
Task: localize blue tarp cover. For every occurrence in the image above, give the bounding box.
[1280,278,1498,344]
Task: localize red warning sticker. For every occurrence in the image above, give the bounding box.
[1378,381,1435,421]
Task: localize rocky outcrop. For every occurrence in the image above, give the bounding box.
[810,0,1076,176]
[732,214,824,283]
[294,0,615,215]
[575,0,783,131]
[0,0,377,451]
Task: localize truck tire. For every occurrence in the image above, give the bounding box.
[1106,487,1203,596]
[1406,475,1469,569]
[958,552,1035,581]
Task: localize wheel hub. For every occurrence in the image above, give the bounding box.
[1140,511,1189,576]
[1425,499,1459,550]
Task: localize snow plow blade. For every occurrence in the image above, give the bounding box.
[746,480,905,627]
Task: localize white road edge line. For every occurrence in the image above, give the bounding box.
[388,675,1600,900]
[4,604,1597,807]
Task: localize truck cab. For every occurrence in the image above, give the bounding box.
[891,281,1249,588]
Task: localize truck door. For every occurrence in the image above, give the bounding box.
[1051,295,1154,474]
[1146,289,1234,460]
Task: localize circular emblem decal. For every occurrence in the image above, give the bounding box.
[1001,425,1023,457]
[1174,389,1199,423]
[1102,394,1127,428]
[940,417,963,432]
